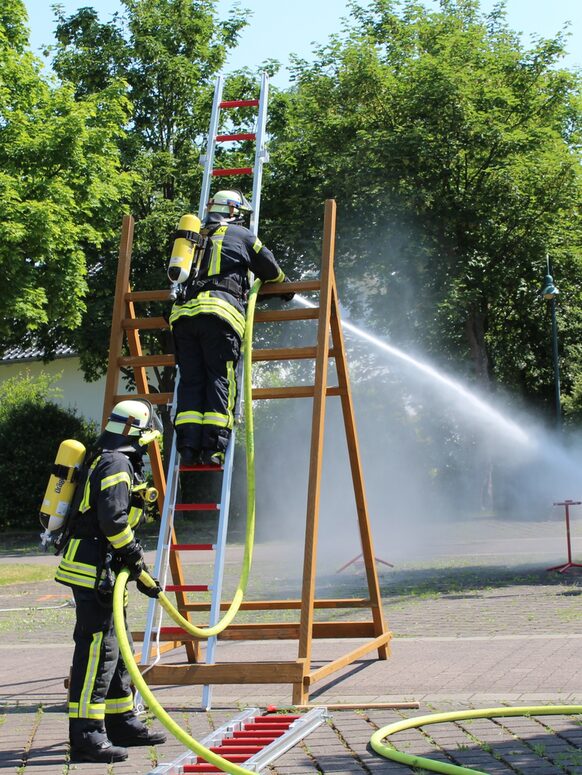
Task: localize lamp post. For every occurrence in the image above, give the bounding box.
[541,256,561,431]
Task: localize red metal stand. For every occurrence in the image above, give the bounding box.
[336,553,394,574]
[547,500,582,573]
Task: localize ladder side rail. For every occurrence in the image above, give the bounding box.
[123,293,167,507]
[294,200,337,705]
[101,214,135,429]
[329,282,389,658]
[201,358,245,709]
[198,75,225,218]
[249,71,269,235]
[140,389,181,666]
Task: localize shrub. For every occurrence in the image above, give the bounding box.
[0,372,98,532]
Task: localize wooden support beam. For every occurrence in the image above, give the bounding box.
[252,346,336,362]
[252,386,342,400]
[118,354,175,368]
[175,597,372,612]
[133,622,377,642]
[143,661,307,686]
[113,392,173,405]
[123,316,169,330]
[253,308,319,323]
[307,632,392,686]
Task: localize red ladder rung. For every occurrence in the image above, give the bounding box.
[175,503,219,511]
[211,167,252,176]
[261,715,300,722]
[183,766,221,773]
[232,731,277,740]
[196,754,251,763]
[165,584,209,592]
[216,132,256,142]
[160,626,197,636]
[219,740,266,749]
[219,99,259,108]
[209,745,262,754]
[239,725,285,736]
[228,735,276,744]
[171,543,214,551]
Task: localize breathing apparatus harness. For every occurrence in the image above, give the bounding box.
[170,215,250,306]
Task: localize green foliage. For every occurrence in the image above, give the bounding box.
[0,0,131,355]
[49,0,253,392]
[263,0,582,421]
[0,372,98,531]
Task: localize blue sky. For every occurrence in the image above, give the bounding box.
[23,0,582,85]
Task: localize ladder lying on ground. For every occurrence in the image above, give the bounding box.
[149,707,328,774]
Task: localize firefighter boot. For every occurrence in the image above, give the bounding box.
[69,719,128,763]
[106,711,167,747]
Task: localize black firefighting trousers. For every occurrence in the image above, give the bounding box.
[68,586,134,724]
[172,313,241,455]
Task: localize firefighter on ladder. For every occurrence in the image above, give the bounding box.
[170,189,294,466]
[55,399,167,763]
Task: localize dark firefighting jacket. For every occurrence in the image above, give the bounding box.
[55,451,146,591]
[169,216,286,340]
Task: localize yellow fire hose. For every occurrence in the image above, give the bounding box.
[113,279,582,774]
[112,280,265,772]
[135,278,262,637]
[114,567,254,774]
[370,705,582,774]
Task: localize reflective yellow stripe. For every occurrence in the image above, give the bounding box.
[209,225,228,276]
[101,471,131,491]
[55,568,97,589]
[264,269,285,283]
[176,410,203,426]
[202,412,230,427]
[108,525,134,549]
[128,506,142,528]
[79,631,103,717]
[252,237,263,253]
[170,297,245,339]
[105,695,134,714]
[64,538,80,560]
[79,456,101,513]
[68,701,105,720]
[226,360,236,429]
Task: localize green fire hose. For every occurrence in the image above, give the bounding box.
[135,278,262,638]
[370,705,582,773]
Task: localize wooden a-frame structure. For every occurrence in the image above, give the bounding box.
[102,199,391,704]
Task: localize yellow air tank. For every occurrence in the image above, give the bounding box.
[39,439,86,538]
[167,213,202,284]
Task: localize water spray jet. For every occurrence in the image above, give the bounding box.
[295,294,530,448]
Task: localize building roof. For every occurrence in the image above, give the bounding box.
[1,343,76,364]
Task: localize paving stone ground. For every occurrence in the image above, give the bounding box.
[1,515,582,773]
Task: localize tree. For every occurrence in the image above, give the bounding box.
[49,0,253,399]
[262,0,582,418]
[0,0,131,354]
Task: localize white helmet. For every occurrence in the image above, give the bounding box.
[207,189,253,217]
[105,399,160,437]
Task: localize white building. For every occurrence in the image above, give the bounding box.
[0,345,108,426]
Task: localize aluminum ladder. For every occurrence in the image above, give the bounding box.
[149,707,329,774]
[139,72,270,711]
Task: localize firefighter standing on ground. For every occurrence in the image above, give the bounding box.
[55,399,167,763]
[169,189,294,466]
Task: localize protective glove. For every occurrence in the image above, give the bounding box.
[279,276,295,302]
[136,575,162,598]
[116,541,145,581]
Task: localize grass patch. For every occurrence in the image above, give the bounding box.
[0,564,55,586]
